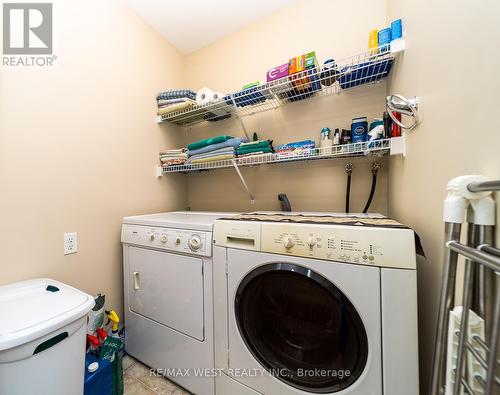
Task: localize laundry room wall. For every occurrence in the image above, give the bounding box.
[0,0,187,317]
[181,0,390,213]
[386,0,500,392]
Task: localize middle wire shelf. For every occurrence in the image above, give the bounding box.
[160,137,404,175]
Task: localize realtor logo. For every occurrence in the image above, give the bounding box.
[3,3,52,54]
[2,3,56,66]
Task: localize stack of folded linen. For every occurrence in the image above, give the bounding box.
[276,139,316,159]
[236,140,274,158]
[157,90,197,116]
[159,148,188,167]
[186,136,248,164]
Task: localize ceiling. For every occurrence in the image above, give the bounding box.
[127,0,296,54]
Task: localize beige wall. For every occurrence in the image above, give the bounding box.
[386,0,500,391]
[0,0,187,317]
[184,0,389,213]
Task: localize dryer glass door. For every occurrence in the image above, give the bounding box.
[235,263,368,393]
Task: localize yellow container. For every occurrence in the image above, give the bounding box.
[368,29,379,53]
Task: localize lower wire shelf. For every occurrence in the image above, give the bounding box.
[159,137,405,175]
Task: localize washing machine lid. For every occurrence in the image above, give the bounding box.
[0,279,95,351]
[123,211,238,231]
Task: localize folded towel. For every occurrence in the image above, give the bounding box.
[157,89,197,101]
[238,151,267,157]
[158,98,194,106]
[239,140,269,147]
[237,140,272,154]
[159,149,187,160]
[187,137,248,157]
[237,146,273,155]
[161,158,187,166]
[187,135,233,151]
[186,147,235,164]
[157,100,194,115]
[190,153,235,164]
[160,155,188,161]
[160,148,187,154]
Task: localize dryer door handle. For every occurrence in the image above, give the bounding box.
[133,271,141,290]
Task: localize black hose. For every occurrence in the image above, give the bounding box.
[363,173,377,213]
[278,193,292,212]
[345,174,352,213]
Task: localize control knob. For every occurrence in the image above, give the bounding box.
[188,235,202,251]
[175,236,182,245]
[282,234,295,249]
[148,233,155,242]
[160,234,168,244]
[307,237,316,248]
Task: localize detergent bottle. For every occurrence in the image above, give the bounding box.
[99,310,123,395]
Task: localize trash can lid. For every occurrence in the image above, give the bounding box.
[0,278,95,351]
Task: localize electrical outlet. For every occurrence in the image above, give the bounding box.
[64,232,78,255]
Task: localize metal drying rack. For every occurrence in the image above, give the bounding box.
[431,179,500,395]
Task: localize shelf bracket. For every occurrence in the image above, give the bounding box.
[231,159,255,203]
[390,135,406,157]
[229,94,250,141]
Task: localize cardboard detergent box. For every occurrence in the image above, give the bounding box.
[289,51,319,91]
[266,63,289,82]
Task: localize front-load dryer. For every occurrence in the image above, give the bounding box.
[121,211,235,395]
[212,212,419,395]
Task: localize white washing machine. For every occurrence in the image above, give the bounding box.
[121,211,235,395]
[212,213,419,395]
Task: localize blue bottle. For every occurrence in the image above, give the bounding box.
[391,19,403,40]
[351,117,368,143]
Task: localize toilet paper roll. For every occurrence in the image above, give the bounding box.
[196,87,214,105]
[212,92,223,101]
[197,89,230,117]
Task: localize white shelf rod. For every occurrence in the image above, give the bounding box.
[231,159,255,203]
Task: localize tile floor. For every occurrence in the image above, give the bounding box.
[123,354,191,395]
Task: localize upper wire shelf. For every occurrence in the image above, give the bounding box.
[157,42,403,126]
[160,137,405,175]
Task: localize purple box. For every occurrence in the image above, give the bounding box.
[266,63,289,82]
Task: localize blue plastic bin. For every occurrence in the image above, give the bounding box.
[339,58,394,89]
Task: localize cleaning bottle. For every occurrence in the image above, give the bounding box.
[105,310,120,337]
[100,310,123,395]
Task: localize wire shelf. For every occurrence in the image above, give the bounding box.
[161,138,394,174]
[157,43,400,126]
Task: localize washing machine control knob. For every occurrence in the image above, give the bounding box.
[188,235,202,251]
[282,235,295,249]
[160,234,168,244]
[148,233,156,242]
[307,237,316,248]
[175,236,182,245]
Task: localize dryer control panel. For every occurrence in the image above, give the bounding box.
[122,224,212,257]
[214,220,416,269]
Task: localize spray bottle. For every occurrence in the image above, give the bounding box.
[105,310,120,338]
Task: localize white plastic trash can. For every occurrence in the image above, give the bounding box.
[0,278,95,395]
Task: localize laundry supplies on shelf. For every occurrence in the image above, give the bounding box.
[159,148,188,167]
[276,139,316,159]
[157,41,404,126]
[236,140,274,157]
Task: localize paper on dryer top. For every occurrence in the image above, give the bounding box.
[123,211,238,231]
